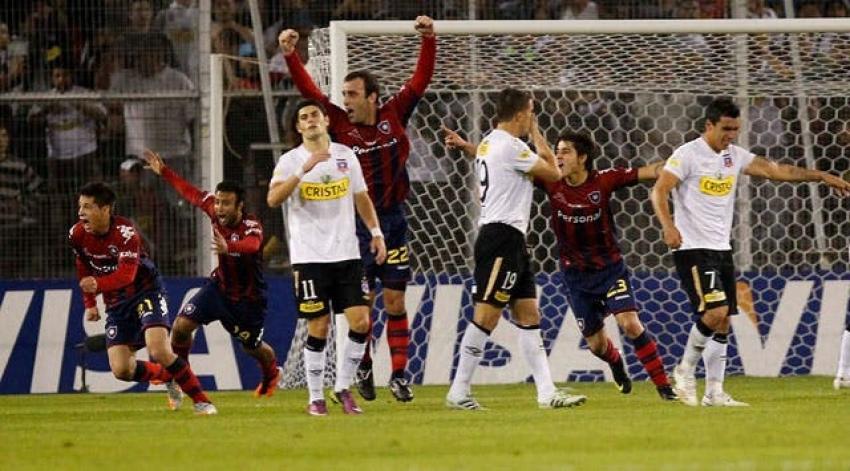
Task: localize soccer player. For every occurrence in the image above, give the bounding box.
[444,127,678,401]
[444,88,587,410]
[141,149,281,400]
[277,16,435,402]
[70,182,216,415]
[267,99,387,416]
[651,98,850,407]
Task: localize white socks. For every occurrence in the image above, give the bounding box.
[303,347,326,403]
[334,334,367,393]
[448,323,489,399]
[518,326,556,403]
[681,323,710,373]
[703,337,728,396]
[838,329,850,379]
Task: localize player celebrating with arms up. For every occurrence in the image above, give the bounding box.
[652,98,850,407]
[268,99,386,416]
[142,149,281,401]
[70,182,216,414]
[278,16,435,402]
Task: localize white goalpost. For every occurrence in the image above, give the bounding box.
[268,18,850,389]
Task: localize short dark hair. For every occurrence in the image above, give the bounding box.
[495,88,531,123]
[558,132,597,172]
[215,180,245,204]
[344,70,380,98]
[79,182,116,207]
[705,98,740,125]
[289,99,328,146]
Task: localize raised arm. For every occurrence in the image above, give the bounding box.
[651,170,683,249]
[354,190,387,265]
[279,29,328,103]
[744,156,850,196]
[143,149,213,215]
[637,160,665,182]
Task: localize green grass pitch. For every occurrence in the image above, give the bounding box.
[1,376,848,470]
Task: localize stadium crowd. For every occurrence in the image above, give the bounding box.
[0,0,848,279]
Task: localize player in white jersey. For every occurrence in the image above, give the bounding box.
[651,98,850,407]
[837,246,850,390]
[267,99,387,416]
[445,88,587,410]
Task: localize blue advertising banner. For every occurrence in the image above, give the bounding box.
[1,271,848,394]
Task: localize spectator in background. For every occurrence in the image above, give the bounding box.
[797,1,823,18]
[19,0,71,91]
[0,122,45,278]
[560,0,599,19]
[109,33,195,182]
[0,22,25,92]
[28,61,106,193]
[212,0,253,48]
[333,0,385,20]
[129,0,154,33]
[153,0,199,83]
[747,0,778,18]
[263,0,313,58]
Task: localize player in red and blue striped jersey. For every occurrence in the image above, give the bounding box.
[278,16,436,402]
[70,182,216,414]
[142,149,281,398]
[443,128,677,401]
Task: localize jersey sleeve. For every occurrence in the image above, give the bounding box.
[270,152,298,185]
[162,167,215,218]
[663,148,689,181]
[227,219,263,254]
[349,149,367,194]
[735,145,757,170]
[384,35,436,126]
[95,224,142,293]
[284,52,350,129]
[69,227,97,309]
[600,167,639,192]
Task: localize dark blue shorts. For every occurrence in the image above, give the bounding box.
[178,281,268,349]
[356,207,411,291]
[561,260,638,337]
[105,290,171,348]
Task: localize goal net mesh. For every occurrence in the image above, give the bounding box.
[280,26,850,388]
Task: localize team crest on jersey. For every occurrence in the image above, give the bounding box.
[108,245,119,257]
[230,233,239,242]
[336,159,349,172]
[106,326,117,339]
[182,303,196,315]
[723,155,733,167]
[377,120,391,134]
[588,191,601,204]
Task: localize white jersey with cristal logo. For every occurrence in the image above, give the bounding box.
[271,142,367,264]
[663,137,755,251]
[476,129,540,235]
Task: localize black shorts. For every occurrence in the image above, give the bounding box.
[291,259,370,319]
[673,249,737,316]
[472,223,536,308]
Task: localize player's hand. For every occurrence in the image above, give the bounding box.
[142,149,165,175]
[662,226,683,249]
[371,236,387,265]
[821,172,850,197]
[80,276,98,294]
[441,124,469,150]
[278,29,299,55]
[85,307,100,322]
[415,16,434,37]
[302,150,331,174]
[211,227,228,254]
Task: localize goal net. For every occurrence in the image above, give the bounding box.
[280,19,850,389]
